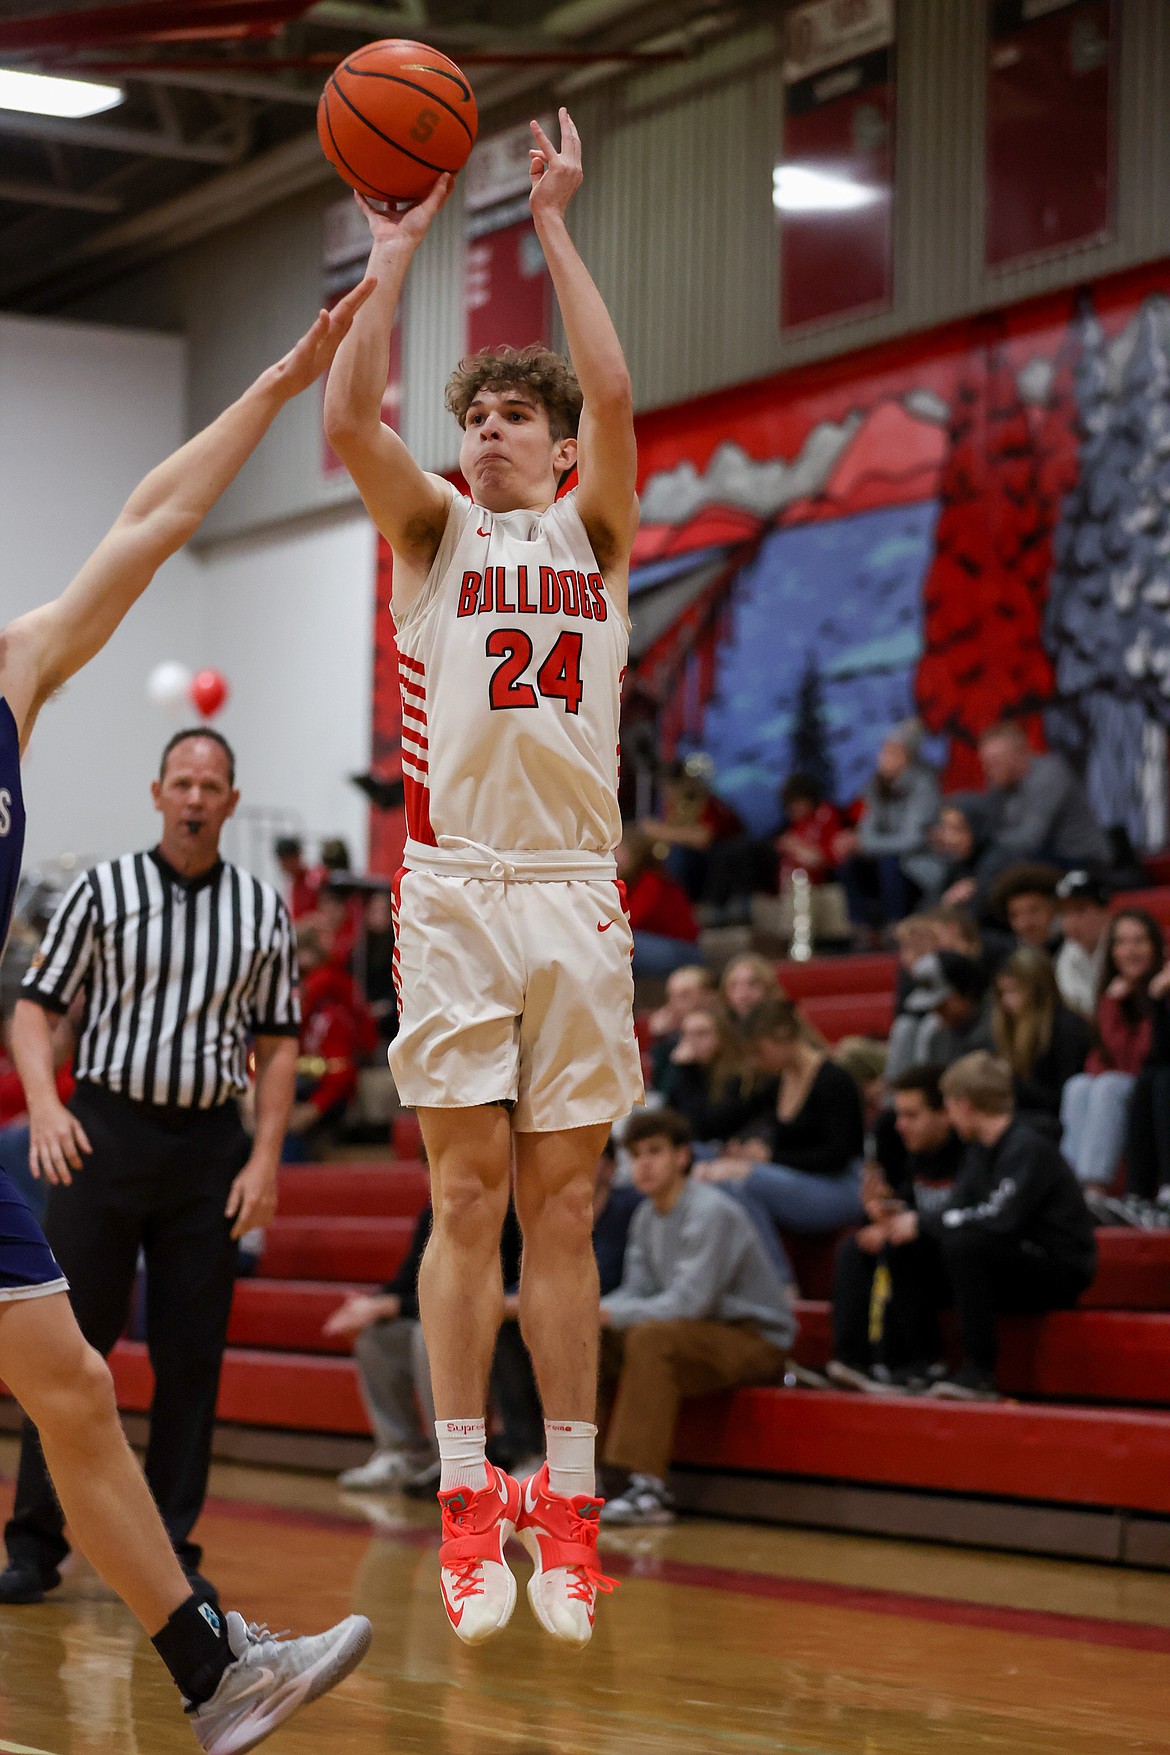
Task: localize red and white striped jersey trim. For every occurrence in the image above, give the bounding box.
[397,652,434,846]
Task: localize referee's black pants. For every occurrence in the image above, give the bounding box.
[4,1083,248,1580]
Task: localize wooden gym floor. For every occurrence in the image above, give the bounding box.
[0,1441,1167,1754]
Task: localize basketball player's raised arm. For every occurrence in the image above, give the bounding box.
[530,110,638,588]
[0,280,374,748]
[323,178,453,567]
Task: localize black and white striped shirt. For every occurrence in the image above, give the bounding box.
[21,850,300,1110]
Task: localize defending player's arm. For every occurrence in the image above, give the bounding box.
[323,178,454,570]
[0,279,374,747]
[530,109,638,588]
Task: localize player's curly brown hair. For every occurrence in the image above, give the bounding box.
[445,344,583,440]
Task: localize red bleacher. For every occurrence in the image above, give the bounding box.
[84,1150,1170,1546]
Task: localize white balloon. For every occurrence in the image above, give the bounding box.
[146,661,193,715]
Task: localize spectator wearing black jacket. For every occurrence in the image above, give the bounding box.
[828,1065,964,1390]
[655,1006,774,1145]
[991,946,1091,1122]
[1124,956,1170,1210]
[695,998,865,1281]
[874,1053,1095,1400]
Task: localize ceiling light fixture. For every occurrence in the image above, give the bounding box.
[772,165,882,214]
[0,67,123,120]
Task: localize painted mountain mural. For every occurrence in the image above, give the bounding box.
[365,257,1170,871]
[620,259,1170,851]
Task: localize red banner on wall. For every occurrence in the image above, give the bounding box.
[779,0,896,332]
[465,202,552,355]
[986,0,1114,269]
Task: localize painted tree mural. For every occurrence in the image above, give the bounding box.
[788,652,836,801]
[1045,297,1170,846]
[915,345,1053,787]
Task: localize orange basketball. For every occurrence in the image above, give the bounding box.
[317,39,478,204]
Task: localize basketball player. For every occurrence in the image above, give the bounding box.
[325,108,643,1646]
[0,286,375,1751]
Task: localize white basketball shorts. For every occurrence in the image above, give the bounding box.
[388,867,644,1132]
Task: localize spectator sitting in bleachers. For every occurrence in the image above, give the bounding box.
[273,834,322,921]
[835,719,941,939]
[861,1052,1096,1400]
[1121,940,1170,1222]
[828,1064,964,1392]
[617,828,701,978]
[931,903,985,962]
[694,998,865,1283]
[931,798,989,909]
[1061,909,1162,1200]
[992,946,1091,1124]
[720,951,784,1025]
[326,1200,534,1491]
[988,862,1063,955]
[638,754,744,905]
[325,1201,438,1490]
[775,772,843,891]
[892,912,944,1013]
[599,1107,795,1525]
[1053,870,1111,1019]
[655,1005,774,1148]
[885,951,992,1081]
[833,1036,889,1142]
[646,963,717,1085]
[357,887,398,1045]
[973,721,1110,887]
[282,924,377,1161]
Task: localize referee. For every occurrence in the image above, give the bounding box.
[0,726,299,1606]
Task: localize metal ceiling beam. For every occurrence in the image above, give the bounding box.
[306,1,427,28]
[126,66,320,105]
[0,110,241,163]
[0,128,331,303]
[0,1,315,54]
[0,177,122,214]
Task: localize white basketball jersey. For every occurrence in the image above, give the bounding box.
[392,486,628,855]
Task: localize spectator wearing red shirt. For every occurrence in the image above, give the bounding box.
[776,773,844,889]
[274,836,322,921]
[617,830,700,979]
[283,925,377,1161]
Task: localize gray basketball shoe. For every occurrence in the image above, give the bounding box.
[189,1609,372,1754]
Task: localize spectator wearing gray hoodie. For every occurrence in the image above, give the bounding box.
[837,720,942,936]
[599,1108,795,1526]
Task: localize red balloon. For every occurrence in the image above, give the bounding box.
[190,668,229,719]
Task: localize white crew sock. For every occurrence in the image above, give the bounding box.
[436,1418,488,1493]
[544,1419,597,1499]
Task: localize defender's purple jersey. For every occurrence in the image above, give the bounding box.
[0,699,26,953]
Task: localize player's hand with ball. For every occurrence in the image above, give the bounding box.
[354,171,452,255]
[530,107,583,222]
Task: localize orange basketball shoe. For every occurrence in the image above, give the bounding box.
[436,1464,521,1645]
[516,1465,617,1647]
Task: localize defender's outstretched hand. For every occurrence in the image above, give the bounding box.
[266,276,377,400]
[530,107,583,220]
[354,172,452,252]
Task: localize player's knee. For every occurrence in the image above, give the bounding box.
[432,1168,509,1252]
[520,1173,595,1255]
[33,1342,117,1441]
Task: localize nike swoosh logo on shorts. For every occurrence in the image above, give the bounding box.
[597,920,614,932]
